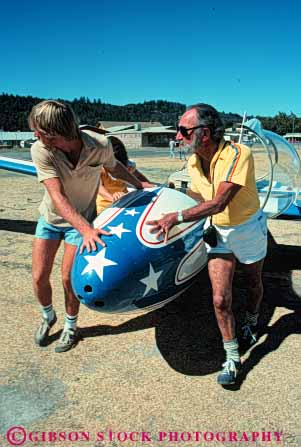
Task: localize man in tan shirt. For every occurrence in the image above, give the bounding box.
[29,100,151,352]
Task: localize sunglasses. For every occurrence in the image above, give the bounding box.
[177,124,204,138]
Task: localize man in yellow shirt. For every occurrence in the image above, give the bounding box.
[148,103,267,386]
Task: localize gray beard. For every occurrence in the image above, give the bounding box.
[189,134,202,153]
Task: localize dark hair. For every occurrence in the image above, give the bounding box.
[187,103,225,143]
[108,136,129,167]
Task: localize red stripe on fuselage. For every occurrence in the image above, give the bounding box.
[139,192,198,246]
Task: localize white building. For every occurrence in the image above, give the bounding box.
[0,131,36,148]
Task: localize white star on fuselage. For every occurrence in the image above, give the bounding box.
[108,223,131,239]
[81,248,117,281]
[125,208,139,216]
[140,263,163,297]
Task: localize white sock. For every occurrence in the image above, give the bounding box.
[41,304,55,322]
[223,338,240,363]
[64,313,78,331]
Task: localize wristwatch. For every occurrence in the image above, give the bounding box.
[177,210,184,223]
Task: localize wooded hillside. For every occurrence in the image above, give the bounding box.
[0,93,299,135]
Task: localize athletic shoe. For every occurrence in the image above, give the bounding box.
[217,359,241,385]
[34,313,57,346]
[55,328,78,353]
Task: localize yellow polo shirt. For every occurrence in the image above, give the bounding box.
[31,130,116,226]
[187,139,260,226]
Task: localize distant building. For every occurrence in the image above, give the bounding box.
[224,126,256,145]
[95,121,176,148]
[284,133,301,143]
[0,131,36,148]
[110,126,177,148]
[96,120,162,130]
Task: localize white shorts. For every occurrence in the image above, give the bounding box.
[205,209,267,264]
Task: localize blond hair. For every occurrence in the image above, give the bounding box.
[28,100,79,140]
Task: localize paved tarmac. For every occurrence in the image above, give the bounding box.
[0,169,300,447]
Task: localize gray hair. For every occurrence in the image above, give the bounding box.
[28,100,79,140]
[187,103,225,143]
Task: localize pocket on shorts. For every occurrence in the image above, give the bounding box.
[257,214,267,237]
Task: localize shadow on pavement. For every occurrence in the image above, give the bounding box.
[223,231,301,390]
[0,218,37,235]
[4,216,299,384]
[79,274,224,376]
[224,311,301,391]
[80,231,301,382]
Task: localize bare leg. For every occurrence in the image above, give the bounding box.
[208,254,236,341]
[53,243,80,353]
[32,238,61,306]
[61,242,80,316]
[240,259,264,313]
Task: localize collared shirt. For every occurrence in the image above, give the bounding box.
[187,138,260,226]
[31,130,116,226]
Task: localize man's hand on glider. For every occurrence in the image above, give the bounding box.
[147,212,178,243]
[80,227,111,253]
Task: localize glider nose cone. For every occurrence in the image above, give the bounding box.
[71,240,115,311]
[71,187,208,314]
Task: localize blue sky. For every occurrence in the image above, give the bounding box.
[1,0,301,116]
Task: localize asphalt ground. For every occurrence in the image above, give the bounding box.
[0,162,300,447]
